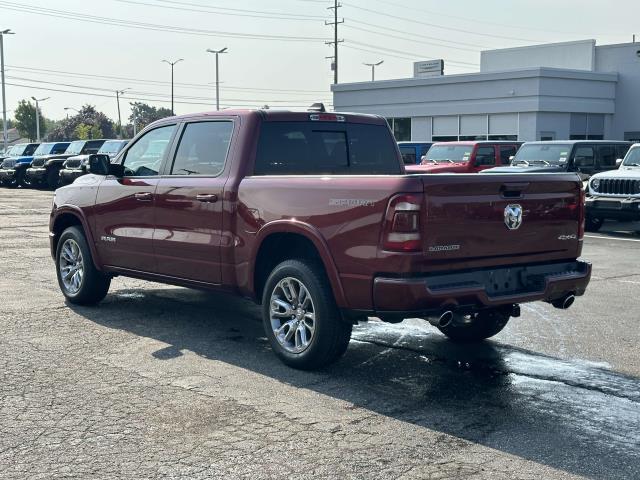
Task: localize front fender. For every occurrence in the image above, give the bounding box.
[50,205,103,271]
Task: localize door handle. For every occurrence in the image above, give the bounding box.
[196,194,218,203]
[134,192,153,202]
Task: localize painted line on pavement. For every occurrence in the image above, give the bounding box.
[585,234,640,243]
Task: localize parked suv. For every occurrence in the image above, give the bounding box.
[397,141,433,165]
[25,139,106,189]
[49,109,590,369]
[407,141,520,173]
[0,143,40,187]
[59,140,128,186]
[485,141,632,179]
[584,144,640,231]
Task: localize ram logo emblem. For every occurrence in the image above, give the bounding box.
[504,204,523,230]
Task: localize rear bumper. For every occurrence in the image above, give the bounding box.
[25,167,47,181]
[59,168,85,185]
[372,260,591,315]
[586,197,640,221]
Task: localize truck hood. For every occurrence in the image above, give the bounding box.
[481,165,566,174]
[591,166,640,180]
[406,163,469,174]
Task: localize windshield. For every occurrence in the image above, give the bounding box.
[9,144,28,156]
[513,144,572,165]
[33,143,56,156]
[64,141,85,156]
[622,148,640,167]
[98,140,126,156]
[425,145,473,163]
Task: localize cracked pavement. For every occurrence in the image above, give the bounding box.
[1,188,639,479]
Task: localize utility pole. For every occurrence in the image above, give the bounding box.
[1,29,15,153]
[161,58,183,115]
[31,96,49,142]
[206,48,228,111]
[325,1,343,85]
[115,88,130,139]
[363,60,384,81]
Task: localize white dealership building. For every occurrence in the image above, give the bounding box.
[331,40,640,143]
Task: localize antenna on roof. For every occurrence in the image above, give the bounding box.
[308,103,326,113]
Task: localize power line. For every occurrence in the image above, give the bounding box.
[0,1,330,42]
[341,1,541,43]
[6,81,332,109]
[114,0,327,22]
[7,65,331,95]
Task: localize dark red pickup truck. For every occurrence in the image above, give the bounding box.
[50,110,591,369]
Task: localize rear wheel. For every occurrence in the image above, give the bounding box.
[55,226,111,305]
[438,309,510,343]
[585,216,603,232]
[262,259,352,370]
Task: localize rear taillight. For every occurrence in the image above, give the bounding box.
[578,187,585,240]
[383,194,423,252]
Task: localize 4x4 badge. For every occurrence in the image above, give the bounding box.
[504,204,523,230]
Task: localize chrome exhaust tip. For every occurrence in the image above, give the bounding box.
[552,294,575,310]
[428,310,454,328]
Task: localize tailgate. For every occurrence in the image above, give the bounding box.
[420,173,582,261]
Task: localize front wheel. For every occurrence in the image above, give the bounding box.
[585,216,603,232]
[262,259,352,370]
[5,170,23,188]
[46,167,61,190]
[56,226,111,305]
[438,309,510,343]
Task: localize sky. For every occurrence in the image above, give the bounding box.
[1,0,639,123]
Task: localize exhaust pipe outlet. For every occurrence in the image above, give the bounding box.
[429,310,454,328]
[552,294,575,310]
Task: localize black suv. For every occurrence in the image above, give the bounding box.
[484,141,632,179]
[59,139,129,186]
[25,139,106,189]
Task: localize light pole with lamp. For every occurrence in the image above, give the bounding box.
[363,60,383,81]
[206,47,227,111]
[1,29,15,153]
[64,106,79,120]
[31,96,49,142]
[161,58,183,115]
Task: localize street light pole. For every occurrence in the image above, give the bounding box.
[162,58,183,115]
[363,60,384,81]
[115,88,130,139]
[1,29,15,153]
[206,48,227,111]
[31,96,49,142]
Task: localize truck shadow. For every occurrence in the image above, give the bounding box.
[70,286,640,480]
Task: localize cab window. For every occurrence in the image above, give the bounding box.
[122,125,176,177]
[574,146,595,168]
[170,121,233,176]
[475,146,496,166]
[500,145,517,165]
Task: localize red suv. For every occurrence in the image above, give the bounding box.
[407,141,521,174]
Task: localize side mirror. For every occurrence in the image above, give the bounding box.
[88,154,110,175]
[616,158,623,167]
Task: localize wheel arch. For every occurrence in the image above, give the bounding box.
[250,221,347,308]
[51,207,103,270]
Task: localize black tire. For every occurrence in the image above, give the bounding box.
[585,216,603,232]
[20,171,35,188]
[55,226,111,305]
[5,169,23,189]
[438,309,510,343]
[46,166,61,190]
[262,259,352,370]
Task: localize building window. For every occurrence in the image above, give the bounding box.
[488,135,518,141]
[625,131,640,143]
[386,117,411,141]
[431,135,458,142]
[459,135,488,141]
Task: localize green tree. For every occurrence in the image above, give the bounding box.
[73,123,103,140]
[14,100,47,141]
[129,102,173,131]
[48,105,115,141]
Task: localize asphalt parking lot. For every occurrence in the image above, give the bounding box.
[1,188,639,479]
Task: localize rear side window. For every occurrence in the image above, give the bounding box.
[254,122,401,175]
[597,145,616,168]
[170,121,233,176]
[500,145,517,165]
[475,146,496,166]
[399,146,416,165]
